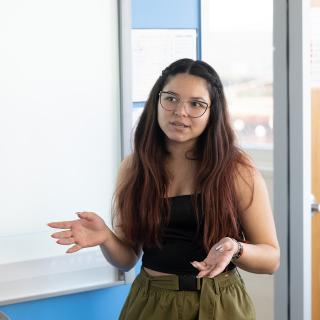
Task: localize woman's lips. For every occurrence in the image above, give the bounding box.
[170,121,190,128]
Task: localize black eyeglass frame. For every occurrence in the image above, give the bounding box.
[158,91,210,118]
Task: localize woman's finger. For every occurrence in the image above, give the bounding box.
[47,221,74,229]
[56,237,76,245]
[76,212,96,221]
[66,244,82,254]
[208,263,226,278]
[51,230,72,239]
[191,261,211,271]
[197,267,215,278]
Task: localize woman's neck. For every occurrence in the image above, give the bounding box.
[165,148,197,197]
[166,139,196,162]
[165,142,198,178]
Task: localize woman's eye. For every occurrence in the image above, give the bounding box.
[166,96,177,102]
[191,101,205,108]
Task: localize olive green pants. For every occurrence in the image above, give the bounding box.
[119,268,256,320]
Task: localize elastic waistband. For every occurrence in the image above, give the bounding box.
[138,267,243,292]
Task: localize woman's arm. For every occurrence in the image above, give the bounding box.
[232,164,280,274]
[99,224,141,272]
[99,154,142,271]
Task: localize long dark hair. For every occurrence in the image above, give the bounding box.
[113,58,253,252]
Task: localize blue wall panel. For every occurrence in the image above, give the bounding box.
[0,285,131,320]
[132,0,199,29]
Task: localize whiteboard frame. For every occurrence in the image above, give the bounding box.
[119,0,134,159]
[0,0,135,305]
[119,0,136,285]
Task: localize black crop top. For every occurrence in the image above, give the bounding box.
[142,194,207,275]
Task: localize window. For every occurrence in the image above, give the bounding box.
[201,0,273,150]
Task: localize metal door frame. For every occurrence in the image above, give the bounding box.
[274,0,312,319]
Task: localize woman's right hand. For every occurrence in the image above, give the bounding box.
[48,212,110,253]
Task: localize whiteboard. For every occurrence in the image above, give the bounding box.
[0,0,128,304]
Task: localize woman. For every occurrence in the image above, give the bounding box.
[48,59,280,320]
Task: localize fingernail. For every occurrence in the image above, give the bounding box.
[215,245,222,251]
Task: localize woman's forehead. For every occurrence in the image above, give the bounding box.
[163,73,210,99]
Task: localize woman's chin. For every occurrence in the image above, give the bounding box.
[165,135,197,147]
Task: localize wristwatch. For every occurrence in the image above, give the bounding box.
[230,238,243,261]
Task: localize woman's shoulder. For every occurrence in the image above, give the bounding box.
[234,154,257,181]
[117,154,134,183]
[234,154,269,212]
[120,153,134,170]
[235,152,265,181]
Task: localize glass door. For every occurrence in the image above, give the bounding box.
[202,1,316,319]
[201,1,274,319]
[274,0,313,319]
[311,3,320,319]
[311,85,320,320]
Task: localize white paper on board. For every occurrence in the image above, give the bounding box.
[132,29,197,102]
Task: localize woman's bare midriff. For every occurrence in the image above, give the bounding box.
[143,267,174,276]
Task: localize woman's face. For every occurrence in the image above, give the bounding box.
[157,73,211,148]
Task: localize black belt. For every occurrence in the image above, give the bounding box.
[178,274,202,291]
[178,263,236,291]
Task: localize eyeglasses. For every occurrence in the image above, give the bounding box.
[158,91,209,118]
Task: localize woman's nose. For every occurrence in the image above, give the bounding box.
[173,100,189,116]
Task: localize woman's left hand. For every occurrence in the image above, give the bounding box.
[191,237,238,278]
